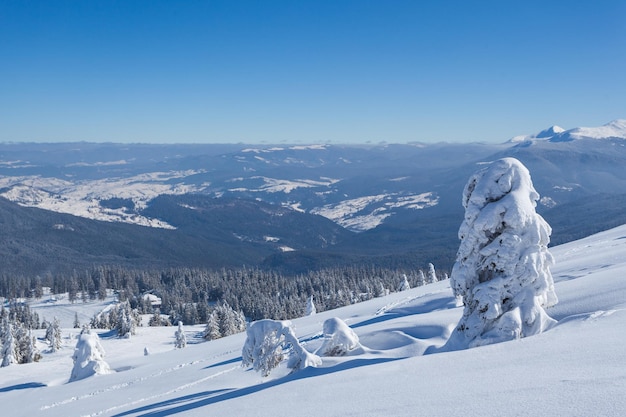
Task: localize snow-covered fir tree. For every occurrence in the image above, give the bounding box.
[174,321,187,348]
[18,327,41,364]
[203,311,222,341]
[70,329,111,382]
[45,317,62,352]
[397,274,411,292]
[203,302,246,340]
[417,270,426,287]
[445,158,558,350]
[427,263,438,284]
[1,321,17,367]
[305,295,316,316]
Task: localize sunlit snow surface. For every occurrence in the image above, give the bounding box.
[2,225,626,416]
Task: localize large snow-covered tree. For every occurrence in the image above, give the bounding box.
[70,329,111,382]
[242,319,321,377]
[445,157,558,350]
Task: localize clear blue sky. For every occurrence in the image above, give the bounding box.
[1,1,625,144]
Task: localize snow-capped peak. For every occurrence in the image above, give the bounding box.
[508,119,626,143]
[508,125,565,143]
[535,125,565,138]
[550,119,626,142]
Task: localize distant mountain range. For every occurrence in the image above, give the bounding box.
[1,119,625,276]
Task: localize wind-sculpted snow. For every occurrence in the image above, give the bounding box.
[316,318,363,356]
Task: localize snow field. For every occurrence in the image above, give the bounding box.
[1,225,626,416]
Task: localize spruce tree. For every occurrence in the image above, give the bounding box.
[1,322,18,367]
[174,322,187,348]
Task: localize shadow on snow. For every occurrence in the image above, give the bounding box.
[0,382,47,393]
[351,296,456,329]
[111,357,401,417]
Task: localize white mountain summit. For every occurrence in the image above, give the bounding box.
[510,119,626,143]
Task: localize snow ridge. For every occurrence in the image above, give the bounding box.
[509,119,626,143]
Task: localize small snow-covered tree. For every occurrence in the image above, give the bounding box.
[444,158,558,350]
[305,295,316,316]
[73,312,81,329]
[1,322,17,367]
[316,317,363,357]
[45,317,62,352]
[70,330,111,382]
[427,263,438,284]
[203,311,222,341]
[416,270,426,287]
[375,281,388,297]
[242,319,321,377]
[174,321,187,348]
[115,301,139,338]
[148,310,170,327]
[397,274,411,292]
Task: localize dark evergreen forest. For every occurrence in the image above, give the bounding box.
[0,264,446,325]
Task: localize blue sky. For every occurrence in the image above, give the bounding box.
[1,1,625,144]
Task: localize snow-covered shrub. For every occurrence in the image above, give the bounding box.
[174,321,187,348]
[242,319,321,377]
[316,317,362,357]
[445,158,558,350]
[69,330,111,382]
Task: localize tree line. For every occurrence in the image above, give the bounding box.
[1,263,447,325]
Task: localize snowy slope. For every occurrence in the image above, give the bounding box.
[2,226,626,416]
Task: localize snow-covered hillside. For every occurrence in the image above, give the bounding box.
[2,224,625,416]
[0,170,204,228]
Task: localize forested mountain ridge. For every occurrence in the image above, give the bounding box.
[0,119,625,277]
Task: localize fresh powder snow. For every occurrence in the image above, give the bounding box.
[1,225,625,415]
